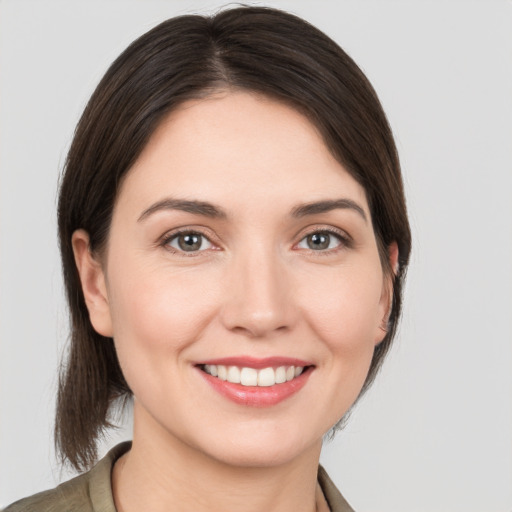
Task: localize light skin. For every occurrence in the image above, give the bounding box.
[73,91,398,512]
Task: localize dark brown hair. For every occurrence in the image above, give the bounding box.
[56,6,411,471]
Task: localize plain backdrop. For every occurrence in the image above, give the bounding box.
[1,1,511,510]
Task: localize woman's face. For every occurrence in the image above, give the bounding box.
[82,91,393,467]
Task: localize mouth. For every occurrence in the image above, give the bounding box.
[200,364,307,387]
[195,357,314,406]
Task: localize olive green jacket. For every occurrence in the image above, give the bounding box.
[4,443,355,512]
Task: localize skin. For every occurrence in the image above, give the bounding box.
[73,91,397,512]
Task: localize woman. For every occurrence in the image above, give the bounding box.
[5,6,410,512]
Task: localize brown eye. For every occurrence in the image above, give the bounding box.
[167,232,212,252]
[297,231,343,251]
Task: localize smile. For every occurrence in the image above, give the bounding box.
[196,357,314,407]
[201,364,304,387]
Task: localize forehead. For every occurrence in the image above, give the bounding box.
[115,91,369,218]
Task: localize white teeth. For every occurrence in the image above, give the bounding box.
[240,367,258,386]
[227,366,241,384]
[258,367,275,387]
[203,364,306,386]
[217,365,227,381]
[275,366,286,384]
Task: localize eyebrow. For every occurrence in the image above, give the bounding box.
[138,197,367,223]
[291,199,368,222]
[138,198,227,222]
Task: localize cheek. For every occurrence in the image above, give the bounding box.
[106,262,221,366]
[300,265,384,351]
[301,267,383,422]
[263,268,378,433]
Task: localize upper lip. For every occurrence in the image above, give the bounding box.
[195,356,314,369]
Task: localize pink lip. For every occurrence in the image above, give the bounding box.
[195,359,314,407]
[195,356,313,369]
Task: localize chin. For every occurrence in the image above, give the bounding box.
[205,436,319,469]
[183,416,326,469]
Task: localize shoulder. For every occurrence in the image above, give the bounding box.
[3,442,131,512]
[318,465,356,512]
[3,473,92,512]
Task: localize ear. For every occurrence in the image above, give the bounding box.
[375,241,399,345]
[72,229,113,337]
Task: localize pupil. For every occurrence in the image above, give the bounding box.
[179,234,201,251]
[308,233,329,250]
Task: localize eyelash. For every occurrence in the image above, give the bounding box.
[295,227,353,255]
[160,227,352,256]
[160,228,217,257]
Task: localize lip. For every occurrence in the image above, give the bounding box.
[195,357,314,407]
[195,356,313,369]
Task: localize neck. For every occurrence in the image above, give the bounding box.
[113,404,324,512]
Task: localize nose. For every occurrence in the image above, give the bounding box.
[219,245,297,338]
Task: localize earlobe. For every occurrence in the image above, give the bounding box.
[71,229,113,337]
[375,241,399,345]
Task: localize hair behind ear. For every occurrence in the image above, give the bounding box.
[56,230,130,471]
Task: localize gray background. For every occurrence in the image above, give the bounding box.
[1,1,511,510]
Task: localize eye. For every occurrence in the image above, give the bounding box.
[166,231,213,253]
[297,230,345,251]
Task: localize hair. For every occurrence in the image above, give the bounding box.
[56,5,411,471]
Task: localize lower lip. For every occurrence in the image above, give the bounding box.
[197,367,313,407]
